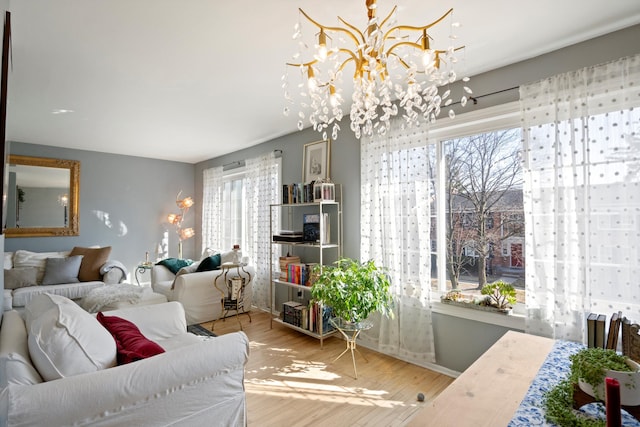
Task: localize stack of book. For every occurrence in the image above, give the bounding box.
[587,313,607,348]
[282,301,333,333]
[283,301,307,329]
[282,183,314,204]
[285,262,318,286]
[278,255,300,281]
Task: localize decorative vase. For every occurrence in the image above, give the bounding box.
[578,359,640,406]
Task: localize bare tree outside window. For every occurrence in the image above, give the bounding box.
[444,129,523,290]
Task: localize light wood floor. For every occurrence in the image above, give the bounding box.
[201,310,454,427]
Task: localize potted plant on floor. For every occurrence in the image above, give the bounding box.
[310,258,394,324]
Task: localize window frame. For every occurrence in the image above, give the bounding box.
[428,102,525,328]
[220,167,247,253]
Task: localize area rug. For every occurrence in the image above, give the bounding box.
[187,324,217,337]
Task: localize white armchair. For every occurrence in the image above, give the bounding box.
[151,263,254,325]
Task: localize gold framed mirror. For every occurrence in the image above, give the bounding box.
[5,155,80,237]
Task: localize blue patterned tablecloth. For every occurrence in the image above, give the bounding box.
[508,339,640,426]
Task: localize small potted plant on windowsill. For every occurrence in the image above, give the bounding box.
[480,281,517,314]
[440,281,516,314]
[310,258,394,324]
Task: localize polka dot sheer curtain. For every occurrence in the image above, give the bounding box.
[202,166,224,254]
[244,153,280,311]
[359,120,436,366]
[520,53,640,342]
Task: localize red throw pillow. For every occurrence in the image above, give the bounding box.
[96,313,165,365]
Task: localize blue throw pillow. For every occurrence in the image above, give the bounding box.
[196,254,221,272]
[157,258,193,275]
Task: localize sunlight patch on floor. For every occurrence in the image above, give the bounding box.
[273,359,341,380]
[245,379,405,408]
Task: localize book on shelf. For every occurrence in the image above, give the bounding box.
[606,311,622,350]
[283,301,305,328]
[303,213,320,242]
[282,182,315,204]
[587,312,597,348]
[595,313,607,348]
[283,301,334,334]
[302,213,330,244]
[309,302,334,334]
[322,212,330,244]
[279,255,300,280]
[285,262,317,286]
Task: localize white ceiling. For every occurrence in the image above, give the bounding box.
[6,1,640,164]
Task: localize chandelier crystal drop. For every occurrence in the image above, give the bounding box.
[283,0,471,140]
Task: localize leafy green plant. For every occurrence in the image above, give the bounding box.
[310,258,393,323]
[569,347,632,399]
[481,281,516,309]
[544,347,633,426]
[545,379,605,427]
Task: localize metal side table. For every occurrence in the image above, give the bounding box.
[329,317,373,379]
[212,262,252,331]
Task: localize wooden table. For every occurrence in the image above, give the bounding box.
[406,330,554,427]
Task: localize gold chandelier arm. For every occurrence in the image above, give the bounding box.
[286,46,358,69]
[336,56,357,76]
[299,8,361,48]
[378,5,397,29]
[336,16,365,44]
[387,52,412,70]
[286,59,319,68]
[385,40,423,58]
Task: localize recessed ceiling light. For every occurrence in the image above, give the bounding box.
[51,109,74,114]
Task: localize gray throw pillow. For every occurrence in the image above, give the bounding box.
[41,255,84,286]
[4,267,38,290]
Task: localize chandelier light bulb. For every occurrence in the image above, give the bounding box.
[307,66,318,91]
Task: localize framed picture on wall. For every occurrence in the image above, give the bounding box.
[302,139,330,183]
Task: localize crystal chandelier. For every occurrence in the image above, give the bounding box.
[283,0,471,140]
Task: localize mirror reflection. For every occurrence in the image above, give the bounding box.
[5,155,80,237]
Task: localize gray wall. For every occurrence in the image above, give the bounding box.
[4,142,195,281]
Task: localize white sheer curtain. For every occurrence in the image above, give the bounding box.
[202,166,224,254]
[521,53,640,341]
[359,120,436,366]
[244,153,280,311]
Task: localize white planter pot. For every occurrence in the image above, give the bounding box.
[578,359,640,406]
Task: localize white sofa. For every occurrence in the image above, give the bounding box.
[0,295,249,426]
[151,253,254,325]
[3,249,127,312]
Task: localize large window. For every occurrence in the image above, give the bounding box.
[427,105,524,302]
[220,170,246,251]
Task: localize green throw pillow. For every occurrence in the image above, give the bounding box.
[196,254,221,272]
[157,258,193,275]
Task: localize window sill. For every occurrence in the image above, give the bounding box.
[431,300,525,330]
